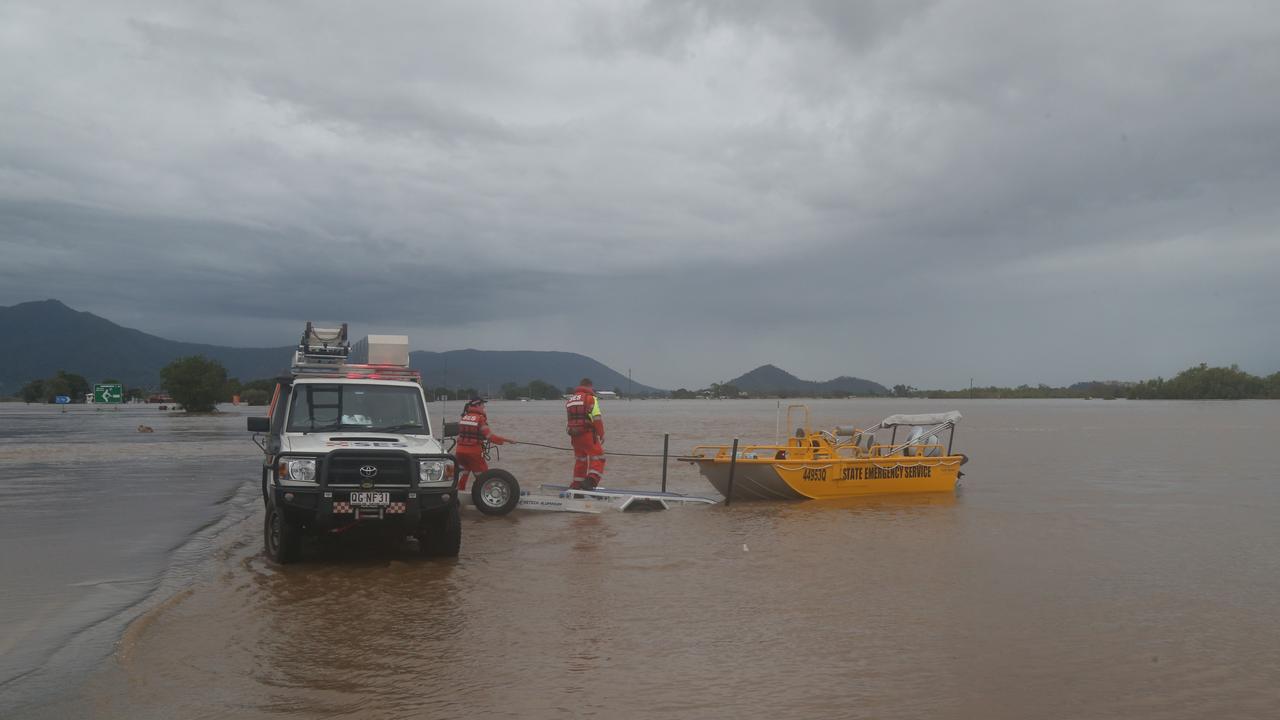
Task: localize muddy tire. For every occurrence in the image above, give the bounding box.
[418,500,461,557]
[265,504,302,564]
[472,469,520,516]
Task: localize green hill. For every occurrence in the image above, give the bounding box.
[727,364,888,396]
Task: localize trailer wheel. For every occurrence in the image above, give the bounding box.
[472,469,520,516]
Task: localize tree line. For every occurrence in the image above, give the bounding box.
[17,358,264,411]
[670,383,745,399]
[17,356,615,412]
[13,359,1280,407]
[898,364,1280,400]
[664,365,1280,400]
[20,370,89,403]
[499,380,562,400]
[1126,363,1280,399]
[17,370,147,404]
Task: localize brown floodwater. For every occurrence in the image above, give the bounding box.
[5,399,1280,719]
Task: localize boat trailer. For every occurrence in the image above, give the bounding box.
[461,478,719,515]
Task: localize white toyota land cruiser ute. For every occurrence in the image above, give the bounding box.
[246,323,459,563]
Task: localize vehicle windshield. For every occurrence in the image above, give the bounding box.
[286,383,428,434]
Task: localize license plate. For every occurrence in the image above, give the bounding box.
[350,491,390,507]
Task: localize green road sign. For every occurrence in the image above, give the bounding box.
[94,383,124,404]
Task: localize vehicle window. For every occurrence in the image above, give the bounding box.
[286,384,428,433]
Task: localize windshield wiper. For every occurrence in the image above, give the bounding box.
[301,422,377,434]
[371,423,427,434]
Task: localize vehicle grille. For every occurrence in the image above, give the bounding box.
[326,454,412,487]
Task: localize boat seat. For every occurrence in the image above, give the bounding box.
[856,432,875,453]
[904,427,924,456]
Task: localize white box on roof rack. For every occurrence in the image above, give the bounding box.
[351,335,410,366]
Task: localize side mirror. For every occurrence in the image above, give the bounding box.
[247,416,270,432]
[442,421,459,438]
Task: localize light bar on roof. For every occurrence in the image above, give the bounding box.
[291,363,421,380]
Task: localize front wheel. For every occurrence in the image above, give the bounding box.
[264,504,302,564]
[472,469,520,516]
[418,501,461,557]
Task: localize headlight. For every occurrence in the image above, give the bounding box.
[279,458,317,483]
[419,460,447,484]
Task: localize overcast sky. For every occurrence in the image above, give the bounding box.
[2,0,1278,389]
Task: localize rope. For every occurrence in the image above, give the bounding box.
[506,439,669,458]
[505,439,571,451]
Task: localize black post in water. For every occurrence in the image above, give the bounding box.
[661,433,670,492]
[725,437,740,506]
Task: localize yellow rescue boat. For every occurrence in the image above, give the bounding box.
[683,405,967,501]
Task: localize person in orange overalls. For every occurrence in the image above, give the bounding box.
[565,378,605,489]
[455,398,507,491]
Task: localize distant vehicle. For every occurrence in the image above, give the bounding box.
[146,393,174,404]
[245,323,459,564]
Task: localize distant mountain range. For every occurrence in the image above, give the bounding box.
[0,300,293,393]
[0,299,891,397]
[0,299,659,395]
[725,364,889,396]
[411,350,659,395]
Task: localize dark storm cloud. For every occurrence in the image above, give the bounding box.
[0,201,566,335]
[2,0,1278,388]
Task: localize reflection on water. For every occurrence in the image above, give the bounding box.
[5,399,1280,719]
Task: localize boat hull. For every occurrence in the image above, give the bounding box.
[688,456,962,501]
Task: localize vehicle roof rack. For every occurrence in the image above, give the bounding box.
[293,322,350,370]
[289,322,421,381]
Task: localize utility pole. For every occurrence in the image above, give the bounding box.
[969,377,974,400]
[628,368,632,400]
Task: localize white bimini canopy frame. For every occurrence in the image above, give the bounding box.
[878,411,962,428]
